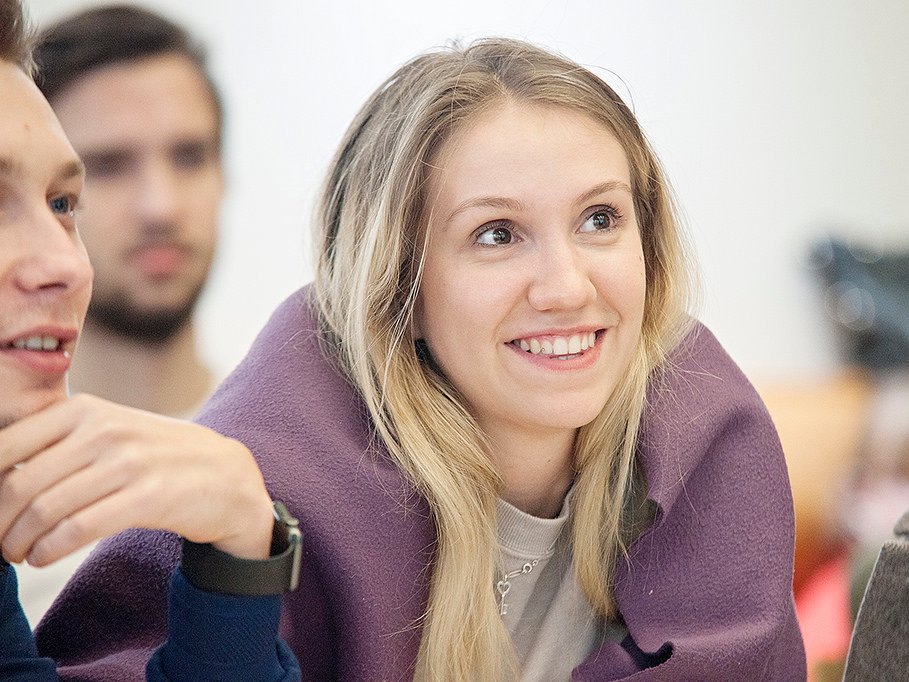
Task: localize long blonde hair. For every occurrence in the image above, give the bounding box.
[314,38,693,680]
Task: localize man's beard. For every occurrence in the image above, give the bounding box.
[87,290,202,344]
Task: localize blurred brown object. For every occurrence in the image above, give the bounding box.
[757,371,873,590]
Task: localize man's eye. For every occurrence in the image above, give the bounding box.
[171,142,210,170]
[48,195,76,216]
[84,152,131,178]
[476,225,514,245]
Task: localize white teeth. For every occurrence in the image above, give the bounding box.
[11,335,60,351]
[514,331,600,357]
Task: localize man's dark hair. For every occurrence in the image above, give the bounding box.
[33,4,223,143]
[0,0,35,75]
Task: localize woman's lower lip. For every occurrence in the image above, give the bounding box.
[2,348,72,376]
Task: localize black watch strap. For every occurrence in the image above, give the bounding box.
[181,501,302,596]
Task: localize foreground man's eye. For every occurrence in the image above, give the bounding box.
[48,194,77,217]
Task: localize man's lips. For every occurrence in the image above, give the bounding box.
[0,327,77,376]
[129,244,190,277]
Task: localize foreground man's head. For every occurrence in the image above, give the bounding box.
[0,0,93,427]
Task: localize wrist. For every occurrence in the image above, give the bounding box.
[180,501,302,596]
[211,495,275,559]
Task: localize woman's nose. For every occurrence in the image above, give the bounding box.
[526,240,596,312]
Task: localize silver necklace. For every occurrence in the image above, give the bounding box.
[495,559,540,616]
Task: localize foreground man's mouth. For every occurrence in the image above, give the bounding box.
[7,335,63,351]
[1,331,75,375]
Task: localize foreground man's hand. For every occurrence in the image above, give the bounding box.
[0,394,274,566]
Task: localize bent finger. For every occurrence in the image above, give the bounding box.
[0,430,102,543]
[26,486,166,566]
[2,455,128,564]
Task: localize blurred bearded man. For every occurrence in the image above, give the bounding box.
[34,4,223,418]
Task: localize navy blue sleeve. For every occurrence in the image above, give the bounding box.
[146,568,301,682]
[0,563,58,681]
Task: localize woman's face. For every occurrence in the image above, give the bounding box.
[415,101,646,448]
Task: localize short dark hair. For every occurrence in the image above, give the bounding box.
[34,4,223,143]
[0,0,35,75]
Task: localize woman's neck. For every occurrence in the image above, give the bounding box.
[484,422,577,519]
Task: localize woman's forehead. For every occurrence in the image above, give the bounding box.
[425,101,631,206]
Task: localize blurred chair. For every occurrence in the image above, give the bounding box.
[843,510,909,681]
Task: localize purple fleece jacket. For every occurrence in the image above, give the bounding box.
[35,286,805,680]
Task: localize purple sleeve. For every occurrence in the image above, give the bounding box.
[34,529,179,680]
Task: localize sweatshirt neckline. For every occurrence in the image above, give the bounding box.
[496,490,572,558]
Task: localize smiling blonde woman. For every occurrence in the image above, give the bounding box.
[38,38,806,680]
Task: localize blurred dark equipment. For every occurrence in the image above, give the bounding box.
[811,238,909,371]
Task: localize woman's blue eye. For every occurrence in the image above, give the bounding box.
[580,208,618,233]
[49,195,76,216]
[476,225,514,245]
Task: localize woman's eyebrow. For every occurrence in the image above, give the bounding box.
[444,180,633,225]
[446,195,525,224]
[575,180,633,205]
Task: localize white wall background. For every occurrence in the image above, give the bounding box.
[29,0,909,381]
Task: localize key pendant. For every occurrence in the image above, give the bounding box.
[496,577,511,615]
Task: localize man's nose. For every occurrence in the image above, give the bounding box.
[134,158,182,226]
[526,239,596,312]
[15,215,93,296]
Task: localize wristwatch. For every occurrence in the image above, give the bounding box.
[181,501,302,596]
